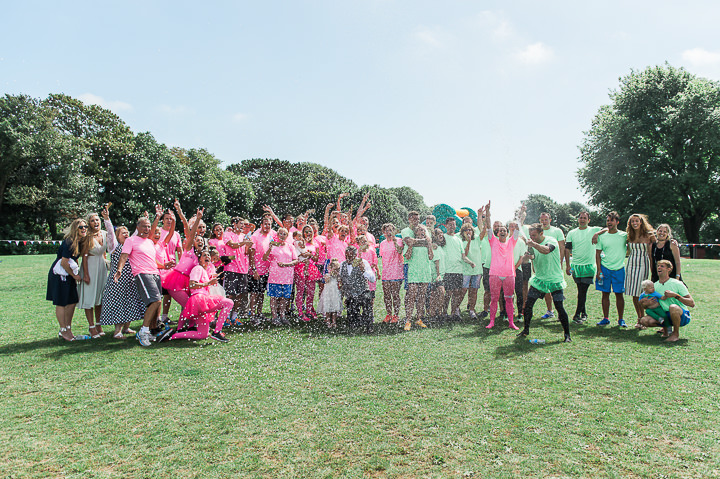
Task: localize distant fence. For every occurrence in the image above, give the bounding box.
[2,239,720,258]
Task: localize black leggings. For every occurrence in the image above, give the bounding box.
[575,282,590,317]
[523,296,570,337]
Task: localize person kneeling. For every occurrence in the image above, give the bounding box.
[638,260,694,343]
[160,248,233,343]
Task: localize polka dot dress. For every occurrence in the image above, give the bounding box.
[99,243,146,325]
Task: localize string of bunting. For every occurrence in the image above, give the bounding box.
[679,243,720,247]
[2,240,64,246]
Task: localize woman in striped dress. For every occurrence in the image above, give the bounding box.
[624,214,656,328]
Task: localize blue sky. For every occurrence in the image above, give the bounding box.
[3,1,720,221]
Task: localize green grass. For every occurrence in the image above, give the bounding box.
[1,255,719,478]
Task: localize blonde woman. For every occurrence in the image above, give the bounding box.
[625,213,656,327]
[47,218,91,341]
[78,211,112,338]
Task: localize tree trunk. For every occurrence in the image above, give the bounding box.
[0,175,7,214]
[681,213,704,244]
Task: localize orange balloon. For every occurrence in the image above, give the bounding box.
[456,209,469,217]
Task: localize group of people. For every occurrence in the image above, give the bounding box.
[46,193,695,346]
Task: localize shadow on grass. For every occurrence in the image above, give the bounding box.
[492,317,690,359]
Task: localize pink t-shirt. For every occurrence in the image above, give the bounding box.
[155,242,171,279]
[175,249,198,275]
[223,231,250,274]
[379,238,404,281]
[366,232,377,249]
[123,235,159,276]
[359,248,378,291]
[160,229,182,260]
[313,235,327,264]
[326,235,348,262]
[268,243,298,285]
[488,234,518,277]
[252,230,275,276]
[189,264,210,296]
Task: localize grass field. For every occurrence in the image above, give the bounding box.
[1,254,719,479]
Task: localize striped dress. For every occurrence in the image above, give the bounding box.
[624,242,650,296]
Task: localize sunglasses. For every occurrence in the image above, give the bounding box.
[78,225,88,230]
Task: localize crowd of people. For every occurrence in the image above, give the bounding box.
[46,194,695,346]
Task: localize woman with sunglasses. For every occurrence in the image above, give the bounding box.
[47,218,91,341]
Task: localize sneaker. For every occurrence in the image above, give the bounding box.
[572,314,583,325]
[301,315,311,322]
[541,311,554,319]
[136,330,153,347]
[153,324,171,339]
[580,313,588,321]
[404,321,412,331]
[390,315,399,324]
[478,311,489,319]
[415,319,427,328]
[383,314,392,323]
[596,318,610,326]
[157,328,175,343]
[618,319,627,328]
[564,334,572,343]
[270,318,283,326]
[280,317,291,326]
[468,310,477,319]
[210,331,229,342]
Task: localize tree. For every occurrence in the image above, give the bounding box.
[578,64,720,242]
[230,159,358,222]
[386,186,431,216]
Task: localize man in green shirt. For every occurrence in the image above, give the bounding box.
[538,212,566,320]
[639,260,694,342]
[594,211,628,327]
[564,211,602,324]
[518,223,571,342]
[401,211,427,289]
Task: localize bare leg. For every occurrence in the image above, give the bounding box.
[467,287,478,313]
[615,292,625,319]
[601,292,610,318]
[544,293,553,315]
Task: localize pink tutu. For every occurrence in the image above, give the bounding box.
[180,293,227,322]
[162,269,189,292]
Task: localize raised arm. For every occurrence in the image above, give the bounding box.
[323,203,333,237]
[174,198,191,239]
[262,204,284,228]
[149,204,163,243]
[181,208,204,251]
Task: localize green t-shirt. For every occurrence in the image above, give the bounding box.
[480,235,491,268]
[513,234,528,265]
[566,226,602,266]
[654,278,690,313]
[430,244,446,280]
[442,234,464,274]
[407,245,432,283]
[543,225,565,243]
[400,227,414,265]
[463,236,483,276]
[596,230,628,270]
[528,236,566,292]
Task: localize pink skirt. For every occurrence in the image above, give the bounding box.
[163,269,189,292]
[180,293,226,322]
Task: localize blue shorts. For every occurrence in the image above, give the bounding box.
[403,263,409,290]
[267,283,292,298]
[463,274,481,289]
[662,309,691,328]
[595,265,625,293]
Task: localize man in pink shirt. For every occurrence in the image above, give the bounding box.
[223,217,253,321]
[115,212,169,346]
[249,215,275,324]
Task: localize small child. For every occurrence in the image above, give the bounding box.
[318,258,342,328]
[639,279,668,335]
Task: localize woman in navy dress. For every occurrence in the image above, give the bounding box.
[47,218,89,341]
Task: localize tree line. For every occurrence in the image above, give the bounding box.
[3,63,719,247]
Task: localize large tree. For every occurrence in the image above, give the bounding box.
[578,64,720,242]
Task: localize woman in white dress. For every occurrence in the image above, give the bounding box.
[78,211,111,338]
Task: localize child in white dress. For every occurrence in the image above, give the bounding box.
[318,259,342,328]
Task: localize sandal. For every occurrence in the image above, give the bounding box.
[634,322,646,330]
[122,327,136,335]
[89,325,101,339]
[113,331,125,339]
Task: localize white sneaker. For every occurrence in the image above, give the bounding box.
[136,330,153,347]
[468,310,477,319]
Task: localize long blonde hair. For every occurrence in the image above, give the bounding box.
[63,218,87,257]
